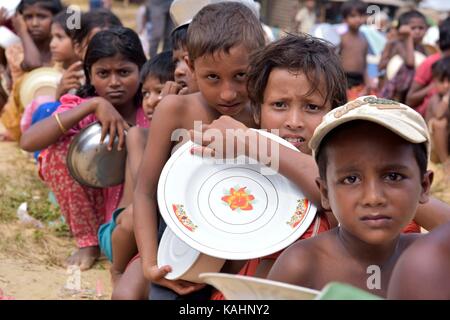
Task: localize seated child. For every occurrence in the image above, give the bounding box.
[268,96,433,298]
[133,1,266,298]
[20,27,147,271]
[425,56,450,176]
[98,51,175,300]
[387,221,450,299]
[170,22,198,95]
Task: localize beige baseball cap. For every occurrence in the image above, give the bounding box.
[170,0,260,31]
[309,96,430,160]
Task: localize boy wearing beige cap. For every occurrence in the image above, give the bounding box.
[268,96,433,298]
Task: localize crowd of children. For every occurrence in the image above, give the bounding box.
[0,0,449,300]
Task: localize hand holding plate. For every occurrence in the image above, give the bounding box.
[189,115,250,159]
[144,263,205,295]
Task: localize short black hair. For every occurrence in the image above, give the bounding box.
[140,51,175,84]
[316,121,428,180]
[431,56,450,81]
[171,25,188,51]
[17,0,63,15]
[397,10,427,28]
[341,0,367,19]
[247,33,347,120]
[187,2,265,62]
[438,17,450,51]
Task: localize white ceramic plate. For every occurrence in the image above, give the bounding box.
[157,227,225,283]
[199,272,320,300]
[157,129,317,260]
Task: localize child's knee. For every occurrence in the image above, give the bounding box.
[111,285,147,300]
[116,206,134,232]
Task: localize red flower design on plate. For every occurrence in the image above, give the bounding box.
[222,187,255,211]
[286,199,309,228]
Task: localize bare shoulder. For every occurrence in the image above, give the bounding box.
[388,226,450,299]
[268,230,333,287]
[154,93,210,127]
[340,32,351,45]
[155,94,191,115]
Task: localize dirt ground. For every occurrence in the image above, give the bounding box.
[0,128,114,300]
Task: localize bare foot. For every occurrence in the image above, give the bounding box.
[110,267,122,289]
[65,246,100,271]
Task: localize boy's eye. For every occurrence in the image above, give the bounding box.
[384,173,404,182]
[119,70,131,76]
[235,72,247,81]
[342,175,360,185]
[305,104,320,111]
[272,101,287,109]
[142,91,150,98]
[207,74,219,81]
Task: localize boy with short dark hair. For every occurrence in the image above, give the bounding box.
[133,1,265,297]
[339,0,370,101]
[268,96,434,298]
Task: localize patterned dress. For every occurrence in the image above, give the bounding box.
[38,94,148,248]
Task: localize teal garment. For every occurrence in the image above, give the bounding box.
[98,207,125,262]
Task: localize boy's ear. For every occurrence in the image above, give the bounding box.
[185,56,195,79]
[315,177,331,211]
[419,170,433,204]
[252,109,260,126]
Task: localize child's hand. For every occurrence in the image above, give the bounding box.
[189,115,250,159]
[398,25,411,38]
[11,13,27,36]
[56,61,84,99]
[160,81,184,99]
[93,97,130,151]
[144,263,205,295]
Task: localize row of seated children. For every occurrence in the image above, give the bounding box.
[14,0,450,299]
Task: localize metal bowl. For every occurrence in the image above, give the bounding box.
[67,122,127,188]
